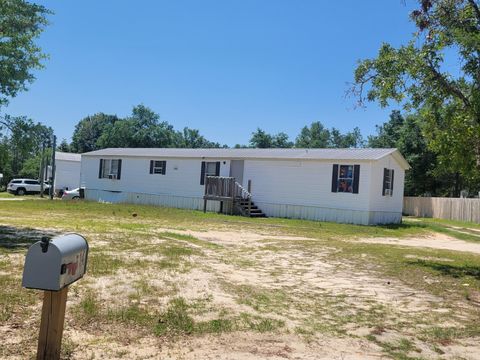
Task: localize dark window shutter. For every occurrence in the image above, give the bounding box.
[99,159,103,179]
[200,161,206,185]
[353,165,360,194]
[391,169,394,196]
[331,164,338,193]
[215,161,220,176]
[162,161,166,175]
[382,168,388,196]
[117,159,122,180]
[150,160,154,174]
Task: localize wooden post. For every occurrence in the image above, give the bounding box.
[39,142,46,198]
[203,176,208,213]
[37,287,69,360]
[247,180,252,216]
[49,135,56,200]
[230,179,235,215]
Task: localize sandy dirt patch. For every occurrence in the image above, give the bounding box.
[67,331,385,360]
[355,233,480,254]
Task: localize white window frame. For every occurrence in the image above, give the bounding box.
[101,159,120,179]
[384,169,394,196]
[205,162,217,177]
[337,165,354,193]
[153,160,166,174]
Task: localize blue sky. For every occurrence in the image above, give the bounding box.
[6,0,417,146]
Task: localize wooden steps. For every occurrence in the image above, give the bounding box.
[235,198,266,218]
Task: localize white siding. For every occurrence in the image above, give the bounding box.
[55,160,81,191]
[367,154,405,223]
[81,154,406,225]
[243,159,372,211]
[81,156,230,198]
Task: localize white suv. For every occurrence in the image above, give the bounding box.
[7,179,50,196]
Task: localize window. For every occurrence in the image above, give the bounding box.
[25,180,40,185]
[205,162,217,177]
[149,160,166,175]
[331,164,360,194]
[200,161,220,185]
[382,168,395,196]
[338,165,354,193]
[99,159,122,179]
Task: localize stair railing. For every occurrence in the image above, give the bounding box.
[234,181,252,215]
[205,176,235,198]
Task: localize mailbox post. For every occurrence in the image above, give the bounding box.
[22,234,88,360]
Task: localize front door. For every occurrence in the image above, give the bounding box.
[229,160,244,185]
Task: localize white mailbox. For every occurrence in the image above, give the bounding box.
[22,233,88,291]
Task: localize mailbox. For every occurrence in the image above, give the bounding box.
[22,233,88,291]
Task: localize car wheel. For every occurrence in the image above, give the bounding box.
[16,188,26,196]
[72,196,80,200]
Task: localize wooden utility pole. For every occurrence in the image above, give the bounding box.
[247,180,252,216]
[36,287,69,360]
[49,136,56,200]
[39,142,45,198]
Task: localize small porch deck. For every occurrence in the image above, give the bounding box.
[203,176,265,217]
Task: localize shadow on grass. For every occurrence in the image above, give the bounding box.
[0,225,59,250]
[408,260,480,280]
[376,222,428,230]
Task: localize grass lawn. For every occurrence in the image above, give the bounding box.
[0,191,14,198]
[0,200,479,359]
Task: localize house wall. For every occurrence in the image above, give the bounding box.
[81,156,231,207]
[367,154,405,224]
[81,155,405,225]
[241,159,380,224]
[55,160,81,191]
[242,159,372,210]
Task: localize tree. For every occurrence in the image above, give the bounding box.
[351,0,480,191]
[71,113,119,153]
[272,132,293,148]
[330,127,364,148]
[295,121,364,148]
[71,105,226,151]
[367,110,405,148]
[295,122,330,148]
[57,139,70,152]
[250,129,273,148]
[182,128,222,148]
[0,0,51,109]
[96,105,183,148]
[398,114,440,196]
[0,114,52,181]
[368,110,445,196]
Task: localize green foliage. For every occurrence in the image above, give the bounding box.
[154,298,195,336]
[369,111,441,195]
[295,122,330,147]
[249,122,363,149]
[0,0,51,108]
[70,113,119,153]
[57,139,71,152]
[296,121,364,148]
[70,105,224,151]
[0,115,52,183]
[249,128,293,148]
[352,0,480,192]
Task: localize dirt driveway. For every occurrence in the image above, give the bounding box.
[0,202,479,359]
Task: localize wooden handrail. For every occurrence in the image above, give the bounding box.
[204,176,254,216]
[205,176,236,199]
[234,181,251,200]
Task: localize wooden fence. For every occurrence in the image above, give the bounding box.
[403,196,480,223]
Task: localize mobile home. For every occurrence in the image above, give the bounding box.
[54,152,81,192]
[80,148,409,225]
